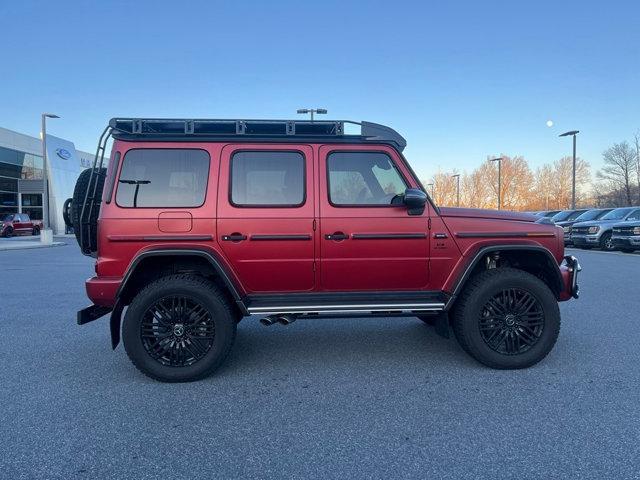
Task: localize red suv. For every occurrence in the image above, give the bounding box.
[73,118,580,382]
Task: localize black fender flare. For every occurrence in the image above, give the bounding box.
[110,248,247,349]
[444,245,563,310]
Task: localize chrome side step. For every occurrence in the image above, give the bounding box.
[247,303,445,316]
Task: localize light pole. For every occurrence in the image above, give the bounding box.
[559,130,579,209]
[296,108,327,121]
[41,113,59,243]
[451,174,461,207]
[490,157,503,210]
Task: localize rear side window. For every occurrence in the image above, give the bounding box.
[116,149,210,208]
[327,151,407,206]
[230,151,305,207]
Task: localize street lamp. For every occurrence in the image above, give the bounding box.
[296,108,327,121]
[451,174,461,207]
[427,182,434,198]
[559,130,579,209]
[41,113,59,244]
[490,157,503,210]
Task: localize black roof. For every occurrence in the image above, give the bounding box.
[109,118,407,151]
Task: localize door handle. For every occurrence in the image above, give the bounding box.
[325,232,349,241]
[222,233,247,242]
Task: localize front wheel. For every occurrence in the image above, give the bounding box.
[122,274,237,382]
[452,268,560,369]
[32,226,40,236]
[600,232,615,251]
[3,227,13,238]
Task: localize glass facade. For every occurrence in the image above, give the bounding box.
[0,145,44,217]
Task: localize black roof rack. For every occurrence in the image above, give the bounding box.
[108,118,407,151]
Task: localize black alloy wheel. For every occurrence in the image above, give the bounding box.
[122,274,237,382]
[479,288,544,355]
[452,267,560,369]
[141,295,215,367]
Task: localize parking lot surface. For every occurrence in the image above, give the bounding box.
[0,243,639,479]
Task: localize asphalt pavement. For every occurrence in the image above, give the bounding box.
[0,243,639,479]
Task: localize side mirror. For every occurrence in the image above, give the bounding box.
[402,188,427,215]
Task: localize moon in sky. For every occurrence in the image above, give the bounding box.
[546,120,554,127]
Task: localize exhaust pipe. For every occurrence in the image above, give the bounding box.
[277,314,296,325]
[259,315,297,326]
[259,316,278,326]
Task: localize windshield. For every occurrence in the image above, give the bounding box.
[551,210,579,222]
[575,209,607,221]
[1,214,14,222]
[601,207,633,221]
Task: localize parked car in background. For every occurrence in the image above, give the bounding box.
[571,207,640,251]
[558,208,613,246]
[612,221,640,253]
[534,210,562,218]
[0,213,42,237]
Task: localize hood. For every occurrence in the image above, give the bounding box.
[438,207,537,222]
[573,219,623,228]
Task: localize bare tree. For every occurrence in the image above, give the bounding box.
[597,142,637,206]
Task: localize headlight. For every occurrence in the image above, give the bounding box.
[588,226,600,234]
[563,226,571,233]
[634,226,640,235]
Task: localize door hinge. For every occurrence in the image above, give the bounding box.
[428,217,432,230]
[313,261,316,271]
[312,219,317,231]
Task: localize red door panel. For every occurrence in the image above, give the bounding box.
[217,144,315,293]
[318,145,430,291]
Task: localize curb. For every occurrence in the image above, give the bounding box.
[0,241,66,252]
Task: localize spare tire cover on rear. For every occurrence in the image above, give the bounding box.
[72,168,106,253]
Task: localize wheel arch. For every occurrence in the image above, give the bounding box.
[445,245,564,310]
[110,248,247,350]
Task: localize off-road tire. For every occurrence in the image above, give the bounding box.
[599,232,615,251]
[122,274,237,382]
[452,268,560,369]
[71,168,106,252]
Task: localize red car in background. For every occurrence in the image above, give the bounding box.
[0,213,42,237]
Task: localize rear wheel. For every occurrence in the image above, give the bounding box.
[600,232,615,251]
[122,274,237,382]
[452,268,560,369]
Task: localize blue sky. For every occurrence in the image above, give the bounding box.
[1,0,639,180]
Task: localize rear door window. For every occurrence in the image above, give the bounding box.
[230,151,305,207]
[116,149,210,208]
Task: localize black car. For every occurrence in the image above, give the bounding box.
[558,208,613,246]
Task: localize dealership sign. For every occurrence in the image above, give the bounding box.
[56,148,72,160]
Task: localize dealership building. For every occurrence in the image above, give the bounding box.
[0,126,100,234]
